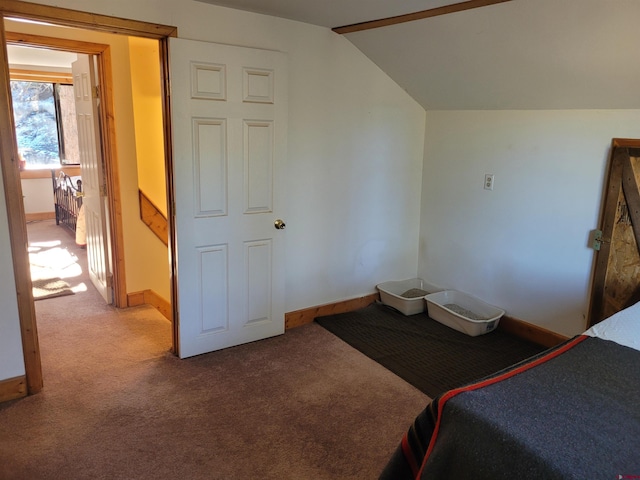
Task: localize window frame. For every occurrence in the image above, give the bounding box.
[9,69,77,169]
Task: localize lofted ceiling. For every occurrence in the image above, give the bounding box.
[195,0,640,110]
[192,0,471,29]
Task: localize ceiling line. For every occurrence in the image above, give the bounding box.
[332,0,512,35]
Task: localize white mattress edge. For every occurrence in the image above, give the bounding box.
[583,301,640,352]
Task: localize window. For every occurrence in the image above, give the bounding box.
[10,77,80,169]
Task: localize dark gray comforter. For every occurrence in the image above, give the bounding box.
[380,336,640,479]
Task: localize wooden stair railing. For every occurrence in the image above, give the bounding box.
[139,190,168,246]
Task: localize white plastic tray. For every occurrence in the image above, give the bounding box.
[425,290,504,336]
[377,278,439,316]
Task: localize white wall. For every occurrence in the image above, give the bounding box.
[0,174,26,380]
[129,37,166,217]
[283,29,425,307]
[16,0,425,310]
[163,0,427,308]
[419,110,640,336]
[22,178,53,214]
[0,0,425,383]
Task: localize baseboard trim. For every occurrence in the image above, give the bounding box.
[285,293,380,330]
[127,289,172,322]
[0,375,27,403]
[25,212,55,222]
[498,315,569,348]
[122,290,566,347]
[128,290,377,328]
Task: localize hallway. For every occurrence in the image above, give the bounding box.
[26,218,173,382]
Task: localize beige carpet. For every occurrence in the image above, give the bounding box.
[0,220,429,480]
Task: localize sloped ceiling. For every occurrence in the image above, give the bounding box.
[192,0,467,29]
[195,0,640,110]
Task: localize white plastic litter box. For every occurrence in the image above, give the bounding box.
[425,290,504,336]
[376,278,440,316]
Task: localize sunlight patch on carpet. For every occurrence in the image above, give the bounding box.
[29,248,82,282]
[29,245,82,299]
[29,247,78,271]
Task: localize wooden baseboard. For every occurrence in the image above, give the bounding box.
[144,290,172,321]
[127,289,172,322]
[285,293,380,330]
[498,315,569,348]
[121,291,566,348]
[0,376,27,403]
[127,291,146,307]
[129,290,377,329]
[25,212,55,222]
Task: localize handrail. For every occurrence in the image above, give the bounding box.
[138,190,168,246]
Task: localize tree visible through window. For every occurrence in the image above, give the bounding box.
[11,80,79,169]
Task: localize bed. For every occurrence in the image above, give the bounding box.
[380,302,640,479]
[51,170,83,234]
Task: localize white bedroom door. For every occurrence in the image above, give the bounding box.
[169,38,288,358]
[72,55,112,304]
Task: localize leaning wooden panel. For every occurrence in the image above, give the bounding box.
[589,140,640,326]
[602,184,640,318]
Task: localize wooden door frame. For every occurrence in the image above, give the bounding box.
[0,0,177,394]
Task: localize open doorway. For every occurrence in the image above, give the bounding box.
[4,25,132,302]
[0,9,176,394]
[8,43,111,311]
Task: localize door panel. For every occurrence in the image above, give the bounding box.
[72,55,111,304]
[169,38,287,358]
[244,120,273,213]
[194,119,227,216]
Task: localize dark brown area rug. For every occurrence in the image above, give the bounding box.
[316,302,547,398]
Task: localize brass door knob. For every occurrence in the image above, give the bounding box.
[274,219,286,230]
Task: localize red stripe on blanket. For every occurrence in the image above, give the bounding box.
[401,433,420,477]
[416,334,588,479]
